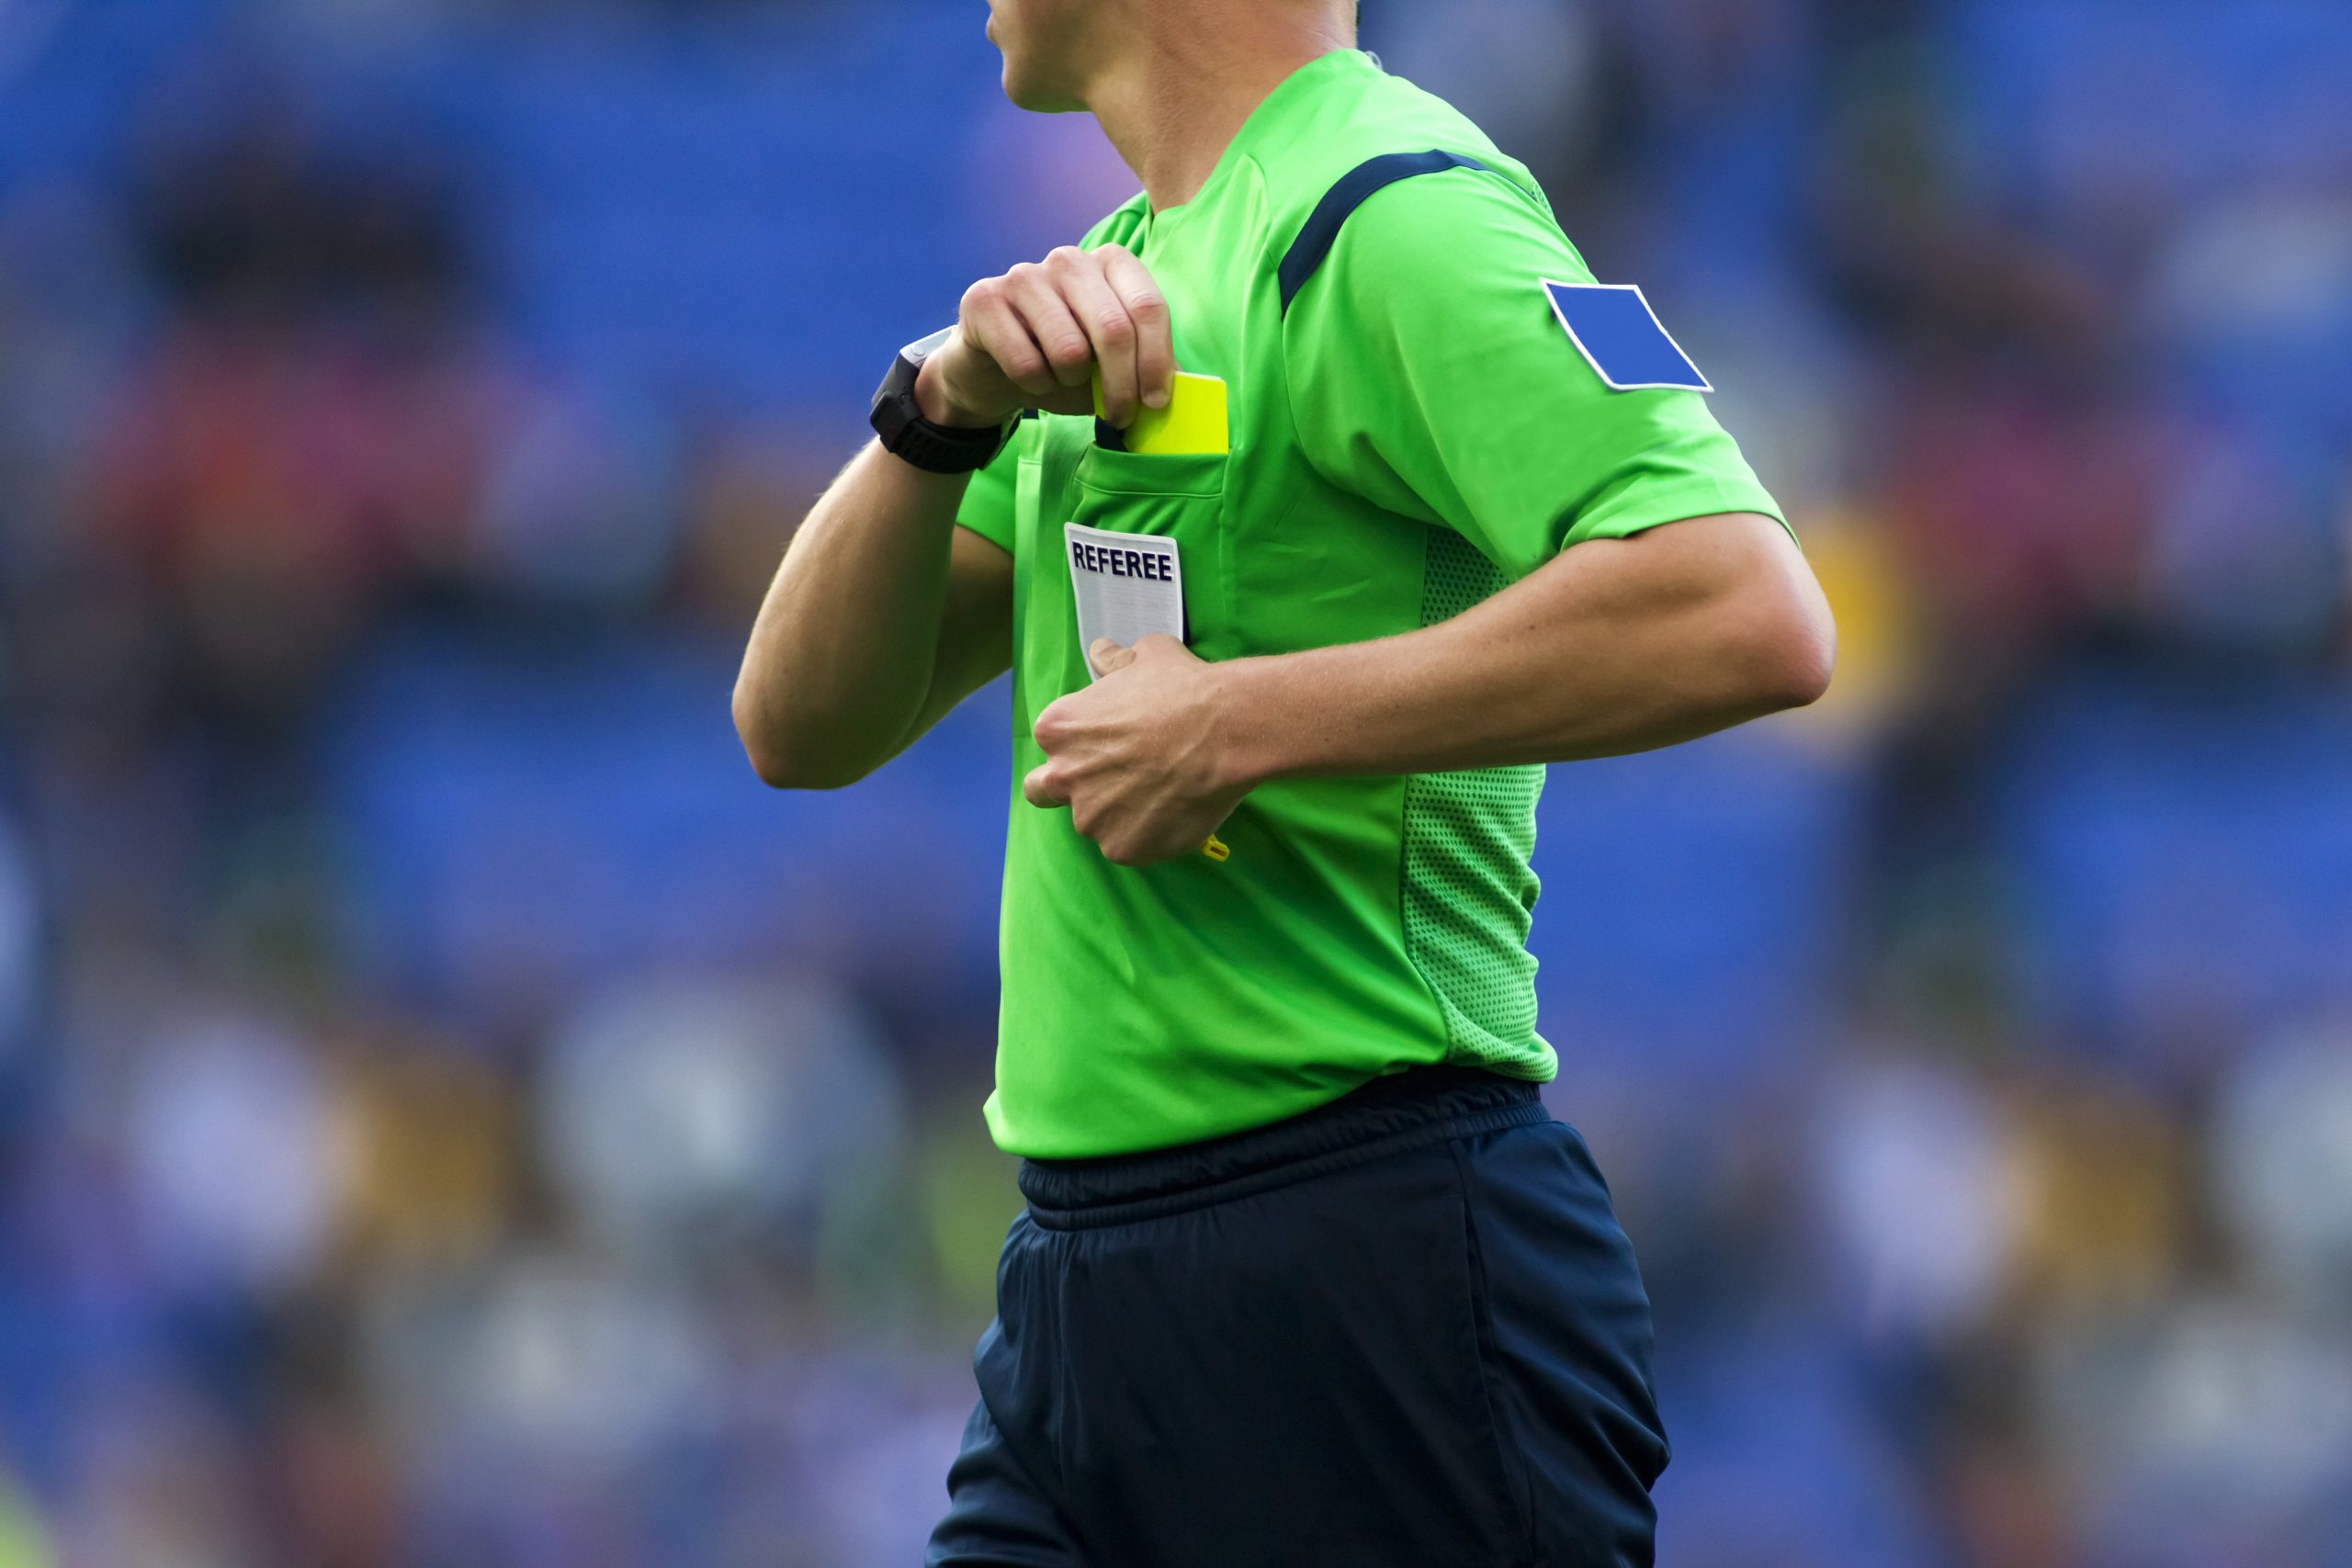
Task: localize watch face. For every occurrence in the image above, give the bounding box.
[901,325,956,364]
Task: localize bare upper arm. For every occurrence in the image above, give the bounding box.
[1581,511,1835,705]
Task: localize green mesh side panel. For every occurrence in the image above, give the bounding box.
[1400,529,1546,1071]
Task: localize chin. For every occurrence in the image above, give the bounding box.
[1000,62,1085,114]
[991,19,1085,112]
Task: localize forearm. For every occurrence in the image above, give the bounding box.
[1211,513,1833,784]
[732,440,969,787]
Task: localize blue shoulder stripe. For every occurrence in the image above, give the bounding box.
[1276,149,1492,316]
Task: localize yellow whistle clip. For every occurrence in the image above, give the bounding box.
[1202,834,1230,863]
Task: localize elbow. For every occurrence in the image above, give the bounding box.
[1736,574,1838,715]
[732,691,801,789]
[738,736,809,792]
[731,681,862,792]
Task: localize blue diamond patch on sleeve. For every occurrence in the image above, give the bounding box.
[1541,280,1713,392]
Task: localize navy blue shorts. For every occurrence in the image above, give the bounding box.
[927,1068,1670,1568]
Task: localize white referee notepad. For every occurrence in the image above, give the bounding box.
[1064,523,1184,680]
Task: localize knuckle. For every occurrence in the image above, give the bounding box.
[1045,245,1086,272]
[1126,290,1168,321]
[1005,261,1040,287]
[962,277,1001,310]
[1094,242,1131,262]
[1047,334,1092,367]
[1093,311,1136,347]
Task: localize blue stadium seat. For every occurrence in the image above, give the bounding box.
[1994,671,2352,1056]
[326,631,1012,1026]
[1530,724,1860,1086]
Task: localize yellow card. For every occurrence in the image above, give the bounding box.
[1093,371,1228,456]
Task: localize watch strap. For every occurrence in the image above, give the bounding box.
[871,331,1015,475]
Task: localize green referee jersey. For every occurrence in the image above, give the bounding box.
[955,48,1786,1157]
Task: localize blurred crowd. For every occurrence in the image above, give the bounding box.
[0,0,2347,1563]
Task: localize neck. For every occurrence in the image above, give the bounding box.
[1085,22,1353,212]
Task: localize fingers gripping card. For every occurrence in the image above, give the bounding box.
[1541,280,1713,392]
[1063,524,1183,680]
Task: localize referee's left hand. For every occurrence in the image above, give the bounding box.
[1023,636,1248,866]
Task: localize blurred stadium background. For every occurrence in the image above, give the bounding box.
[0,0,2347,1562]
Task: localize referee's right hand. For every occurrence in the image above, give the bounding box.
[915,243,1175,432]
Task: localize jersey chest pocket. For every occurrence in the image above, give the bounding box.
[1057,443,1234,672]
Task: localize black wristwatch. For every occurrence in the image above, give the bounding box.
[870,327,1017,474]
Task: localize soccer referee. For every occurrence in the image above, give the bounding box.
[735,3,1835,1563]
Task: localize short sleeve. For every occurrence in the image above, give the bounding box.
[1283,167,1787,582]
[952,416,1033,555]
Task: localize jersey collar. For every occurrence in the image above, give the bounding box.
[1141,47,1383,233]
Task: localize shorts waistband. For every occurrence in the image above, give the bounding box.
[1017,1066,1551,1230]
